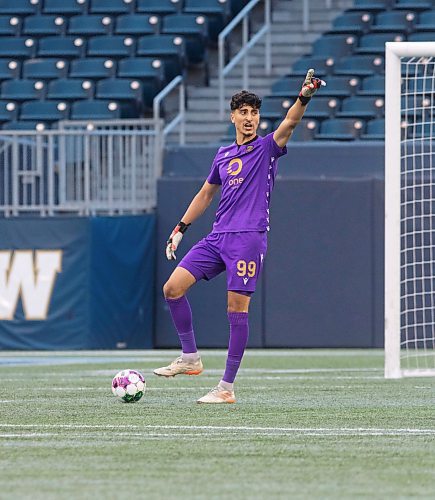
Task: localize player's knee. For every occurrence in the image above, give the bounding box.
[163,280,183,300]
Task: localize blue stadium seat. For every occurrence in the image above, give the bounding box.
[95,78,143,116]
[183,0,230,41]
[70,99,121,119]
[258,118,274,137]
[0,15,21,35]
[371,11,416,33]
[136,0,182,16]
[336,95,384,119]
[87,35,133,58]
[303,96,339,119]
[161,14,209,65]
[334,54,384,76]
[136,35,185,81]
[43,0,87,16]
[0,100,18,122]
[311,34,357,58]
[22,15,67,37]
[317,76,361,98]
[327,11,373,35]
[69,57,115,79]
[22,58,68,80]
[271,76,306,96]
[0,59,20,81]
[0,0,39,15]
[117,58,164,88]
[68,15,112,36]
[89,0,132,15]
[1,79,45,101]
[260,96,292,121]
[408,31,435,41]
[315,118,365,140]
[394,0,433,11]
[291,56,335,77]
[47,78,93,100]
[20,100,69,122]
[402,121,432,139]
[38,36,85,58]
[355,33,406,54]
[286,118,319,141]
[0,37,35,59]
[115,14,159,35]
[415,11,435,31]
[358,74,385,95]
[361,118,384,139]
[2,120,49,130]
[349,0,393,12]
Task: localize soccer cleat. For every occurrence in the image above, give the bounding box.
[197,385,236,404]
[153,356,203,377]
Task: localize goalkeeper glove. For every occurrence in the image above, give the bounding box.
[298,68,325,105]
[166,221,191,261]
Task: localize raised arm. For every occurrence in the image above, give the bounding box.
[273,69,325,148]
[166,180,220,260]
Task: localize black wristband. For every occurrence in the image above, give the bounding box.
[178,221,191,234]
[298,95,311,106]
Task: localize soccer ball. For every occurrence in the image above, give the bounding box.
[111,369,146,403]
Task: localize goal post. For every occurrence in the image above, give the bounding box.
[385,42,435,378]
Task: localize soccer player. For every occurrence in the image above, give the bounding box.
[154,70,324,403]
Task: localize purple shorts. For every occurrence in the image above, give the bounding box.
[179,231,267,293]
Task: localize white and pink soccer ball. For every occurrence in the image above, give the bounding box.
[111,369,146,403]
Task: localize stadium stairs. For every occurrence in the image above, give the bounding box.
[170,0,353,144]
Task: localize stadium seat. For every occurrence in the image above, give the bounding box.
[117,58,164,90]
[334,54,384,76]
[315,118,365,140]
[371,11,416,33]
[358,74,385,95]
[1,79,45,101]
[22,58,68,80]
[136,35,185,81]
[183,0,230,41]
[115,14,159,35]
[311,34,357,58]
[0,60,20,81]
[47,78,93,100]
[0,15,21,36]
[257,118,274,137]
[355,33,406,54]
[336,95,384,119]
[68,15,112,36]
[291,56,335,77]
[402,121,432,139]
[0,0,39,15]
[20,100,69,122]
[394,0,433,11]
[302,96,339,119]
[415,11,435,31]
[43,0,87,16]
[22,15,67,37]
[286,118,319,141]
[136,0,182,16]
[360,118,384,139]
[2,120,49,130]
[0,37,35,59]
[349,0,393,12]
[260,96,292,121]
[317,76,361,98]
[38,36,85,58]
[271,76,307,96]
[0,100,18,122]
[95,78,143,115]
[161,14,209,65]
[89,0,132,15]
[69,57,115,79]
[87,35,133,58]
[70,99,121,119]
[327,11,373,35]
[408,31,435,41]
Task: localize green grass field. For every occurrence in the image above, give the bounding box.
[0,349,434,499]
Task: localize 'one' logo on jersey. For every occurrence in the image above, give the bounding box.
[226,158,243,176]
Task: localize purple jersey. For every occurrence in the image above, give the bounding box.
[207,133,287,233]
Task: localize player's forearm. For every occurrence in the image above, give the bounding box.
[180,191,214,225]
[283,99,307,129]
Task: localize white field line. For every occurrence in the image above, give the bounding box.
[0,424,434,437]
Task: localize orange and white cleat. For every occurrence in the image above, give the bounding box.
[197,385,236,404]
[153,356,203,377]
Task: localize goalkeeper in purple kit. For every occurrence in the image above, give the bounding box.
[154,70,324,403]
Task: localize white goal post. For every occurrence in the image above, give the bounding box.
[385,42,435,378]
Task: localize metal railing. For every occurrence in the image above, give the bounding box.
[0,77,185,217]
[218,0,271,119]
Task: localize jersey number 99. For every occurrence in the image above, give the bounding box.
[236,260,256,277]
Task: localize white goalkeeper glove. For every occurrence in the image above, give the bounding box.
[298,68,326,105]
[166,221,191,260]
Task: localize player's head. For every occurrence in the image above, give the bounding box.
[230,90,261,140]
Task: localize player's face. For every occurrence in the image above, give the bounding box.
[231,105,260,142]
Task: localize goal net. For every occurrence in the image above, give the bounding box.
[385,42,435,378]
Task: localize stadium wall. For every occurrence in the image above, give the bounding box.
[0,215,155,350]
[156,142,385,348]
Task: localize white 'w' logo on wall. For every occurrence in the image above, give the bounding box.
[0,250,62,320]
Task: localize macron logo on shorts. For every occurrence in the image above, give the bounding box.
[243,277,249,285]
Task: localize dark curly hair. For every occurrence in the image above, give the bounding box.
[230,90,262,111]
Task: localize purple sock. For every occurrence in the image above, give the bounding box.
[165,296,197,354]
[222,312,249,384]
